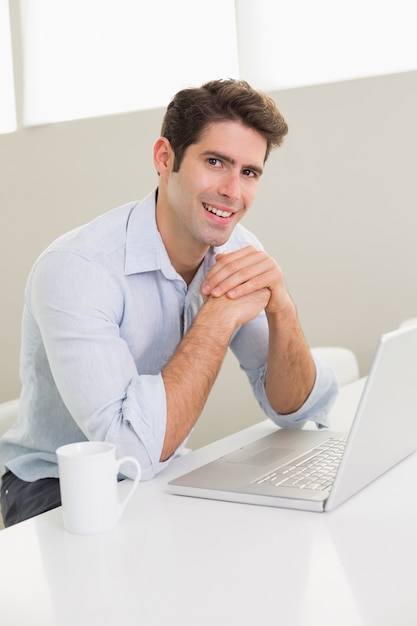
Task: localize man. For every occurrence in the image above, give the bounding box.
[0,79,338,526]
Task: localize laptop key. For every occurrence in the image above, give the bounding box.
[254,437,346,488]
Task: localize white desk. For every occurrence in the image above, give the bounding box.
[1,380,416,626]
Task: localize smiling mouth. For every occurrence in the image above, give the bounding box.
[203,202,233,219]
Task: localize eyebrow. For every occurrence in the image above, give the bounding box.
[201,150,264,177]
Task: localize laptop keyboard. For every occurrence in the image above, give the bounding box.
[253,437,346,491]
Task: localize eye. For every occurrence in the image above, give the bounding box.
[207,157,222,167]
[242,168,256,178]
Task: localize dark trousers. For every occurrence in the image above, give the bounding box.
[1,470,61,527]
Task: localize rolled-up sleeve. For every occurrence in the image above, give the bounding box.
[231,312,339,430]
[29,250,175,480]
[246,355,339,430]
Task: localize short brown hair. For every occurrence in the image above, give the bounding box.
[160,79,288,171]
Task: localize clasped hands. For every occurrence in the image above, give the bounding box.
[200,246,292,325]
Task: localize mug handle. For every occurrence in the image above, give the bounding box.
[115,456,142,519]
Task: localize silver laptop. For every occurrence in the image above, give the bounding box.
[168,325,417,512]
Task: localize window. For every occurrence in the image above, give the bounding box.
[0,0,16,133]
[2,1,417,134]
[20,0,239,126]
[236,0,417,90]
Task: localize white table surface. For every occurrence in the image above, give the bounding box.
[1,379,416,626]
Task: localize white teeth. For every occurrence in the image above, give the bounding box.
[203,203,232,218]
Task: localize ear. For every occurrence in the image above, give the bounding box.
[153,137,174,176]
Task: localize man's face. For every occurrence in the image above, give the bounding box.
[158,120,267,252]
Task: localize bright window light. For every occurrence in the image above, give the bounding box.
[236,0,417,91]
[0,0,17,134]
[20,0,240,126]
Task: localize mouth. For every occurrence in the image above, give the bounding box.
[202,202,234,219]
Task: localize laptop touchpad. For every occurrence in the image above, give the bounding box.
[225,447,293,466]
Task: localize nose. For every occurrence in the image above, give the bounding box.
[218,170,240,201]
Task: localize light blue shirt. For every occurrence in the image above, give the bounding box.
[0,190,338,481]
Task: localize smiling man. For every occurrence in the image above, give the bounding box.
[0,79,338,526]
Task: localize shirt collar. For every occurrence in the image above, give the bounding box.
[124,188,177,279]
[124,188,223,280]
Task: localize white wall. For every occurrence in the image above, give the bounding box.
[1,70,416,448]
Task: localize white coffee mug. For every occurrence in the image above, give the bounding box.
[56,441,141,534]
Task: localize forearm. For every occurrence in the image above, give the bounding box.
[265,303,316,415]
[201,246,317,416]
[160,285,271,461]
[160,303,232,461]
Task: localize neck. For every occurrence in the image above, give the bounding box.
[164,242,207,285]
[155,191,209,285]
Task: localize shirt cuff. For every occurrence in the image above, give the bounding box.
[250,356,339,430]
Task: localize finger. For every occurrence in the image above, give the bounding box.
[217,255,275,297]
[210,246,256,276]
[202,247,269,296]
[201,249,248,295]
[225,271,272,299]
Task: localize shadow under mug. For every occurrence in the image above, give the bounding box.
[56,441,141,534]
